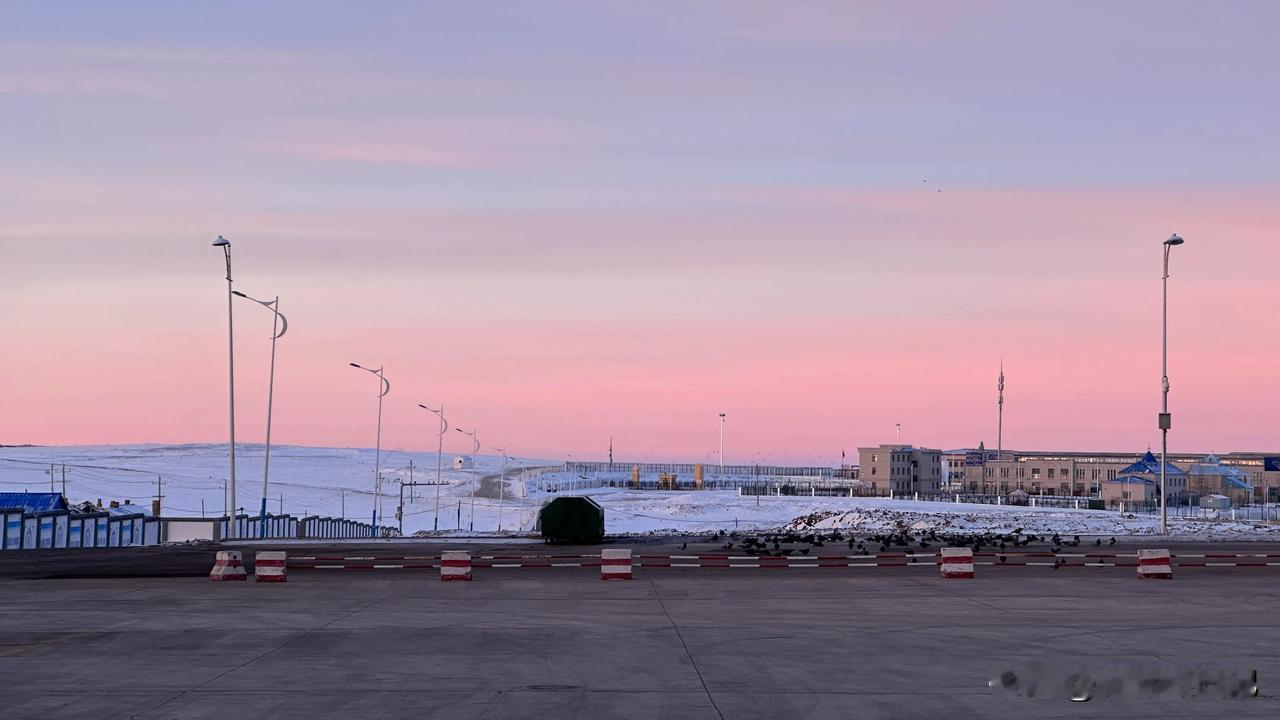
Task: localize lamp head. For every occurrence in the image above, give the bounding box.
[212,236,230,247]
[231,290,247,298]
[1165,234,1184,246]
[349,362,362,369]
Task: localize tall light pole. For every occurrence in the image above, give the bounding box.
[718,413,726,477]
[211,236,238,538]
[418,404,448,532]
[997,360,1005,460]
[350,363,390,537]
[233,291,288,538]
[456,427,479,531]
[1160,233,1184,536]
[492,446,508,532]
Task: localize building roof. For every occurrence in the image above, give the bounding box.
[0,492,67,512]
[1118,451,1185,476]
[1187,455,1252,490]
[1107,474,1156,485]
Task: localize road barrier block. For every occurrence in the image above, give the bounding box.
[441,551,472,581]
[601,548,633,580]
[255,551,287,582]
[940,547,975,579]
[1137,548,1173,579]
[210,550,247,581]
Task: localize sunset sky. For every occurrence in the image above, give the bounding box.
[2,2,1278,463]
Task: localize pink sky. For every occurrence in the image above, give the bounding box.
[2,3,1279,461]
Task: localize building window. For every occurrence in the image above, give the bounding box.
[1048,468,1055,480]
[1033,468,1042,480]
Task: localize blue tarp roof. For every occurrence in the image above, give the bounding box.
[1119,451,1185,476]
[0,492,68,512]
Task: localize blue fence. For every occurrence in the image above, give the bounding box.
[0,507,391,550]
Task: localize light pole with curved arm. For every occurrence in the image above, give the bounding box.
[233,291,287,537]
[456,427,479,531]
[211,236,238,538]
[351,363,390,537]
[418,404,448,531]
[1160,233,1184,536]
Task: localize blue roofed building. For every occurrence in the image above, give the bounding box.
[1186,454,1254,506]
[1102,474,1159,504]
[0,492,68,513]
[1112,450,1187,502]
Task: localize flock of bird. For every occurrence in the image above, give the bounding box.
[674,527,1119,556]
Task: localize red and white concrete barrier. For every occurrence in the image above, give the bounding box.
[1137,548,1173,579]
[441,550,472,581]
[255,551,287,582]
[939,547,975,579]
[209,550,247,581]
[601,548,632,580]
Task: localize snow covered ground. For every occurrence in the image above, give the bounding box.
[0,443,553,534]
[2,447,1278,539]
[582,490,1280,539]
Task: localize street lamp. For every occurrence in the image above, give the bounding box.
[492,446,508,532]
[350,362,390,537]
[1160,233,1184,535]
[719,413,726,477]
[456,427,479,531]
[211,235,237,538]
[233,290,288,538]
[418,404,448,532]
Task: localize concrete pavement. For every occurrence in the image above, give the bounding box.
[1,567,1278,719]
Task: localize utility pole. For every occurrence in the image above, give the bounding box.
[719,413,726,477]
[279,493,284,515]
[409,459,415,503]
[493,447,508,532]
[49,463,55,492]
[608,436,613,472]
[340,489,346,520]
[212,236,237,538]
[1159,234,1185,536]
[61,463,67,497]
[997,360,1005,461]
[155,475,164,514]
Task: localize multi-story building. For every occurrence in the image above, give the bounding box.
[857,445,942,495]
[948,448,1279,502]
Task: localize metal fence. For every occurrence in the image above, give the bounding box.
[0,508,391,550]
[565,461,840,478]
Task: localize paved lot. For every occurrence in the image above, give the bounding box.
[1,566,1278,719]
